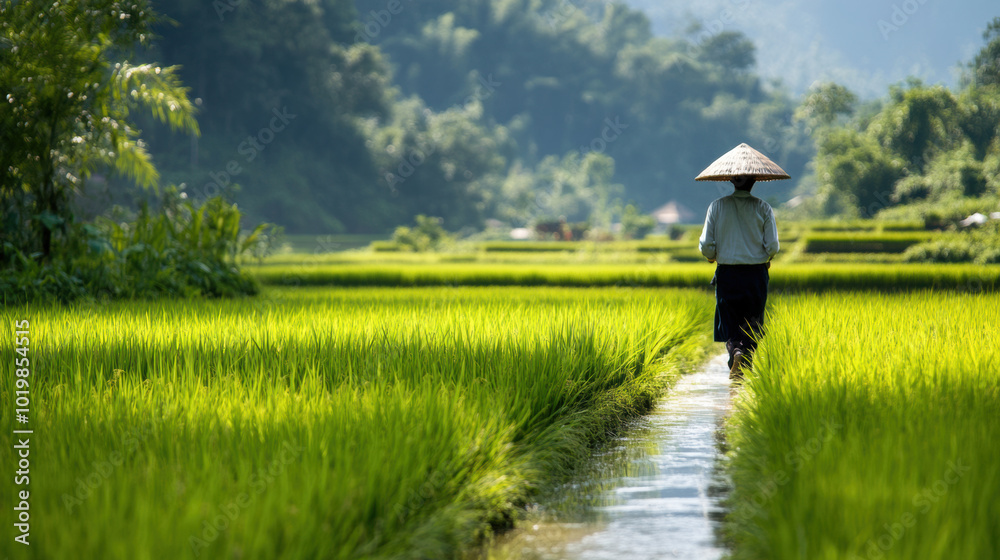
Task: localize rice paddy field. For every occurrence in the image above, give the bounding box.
[248,260,1000,292]
[725,292,1000,559]
[0,287,713,559]
[4,233,1000,558]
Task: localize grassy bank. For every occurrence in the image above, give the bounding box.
[0,286,712,559]
[725,292,1000,559]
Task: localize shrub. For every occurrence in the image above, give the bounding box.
[621,204,656,239]
[876,194,1000,226]
[902,222,1000,263]
[390,215,452,251]
[1,189,271,305]
[901,240,977,263]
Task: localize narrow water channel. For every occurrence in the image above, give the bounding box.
[496,354,734,560]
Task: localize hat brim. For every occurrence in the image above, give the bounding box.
[694,172,791,182]
[695,143,791,182]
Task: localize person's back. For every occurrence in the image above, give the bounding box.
[698,189,778,265]
[697,175,779,378]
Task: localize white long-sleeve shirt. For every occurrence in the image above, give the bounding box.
[698,190,779,265]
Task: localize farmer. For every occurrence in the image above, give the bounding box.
[694,143,788,378]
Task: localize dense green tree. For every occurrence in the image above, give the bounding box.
[695,31,756,73]
[971,17,1000,87]
[893,142,987,203]
[496,151,622,227]
[803,20,1000,220]
[814,129,903,218]
[985,139,1000,195]
[620,203,655,239]
[354,0,809,214]
[795,82,857,129]
[0,0,198,260]
[146,0,393,232]
[363,96,514,230]
[868,84,961,174]
[25,0,815,233]
[956,85,1000,159]
[597,3,653,54]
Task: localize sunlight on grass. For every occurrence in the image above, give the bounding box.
[725,292,1000,560]
[0,287,712,559]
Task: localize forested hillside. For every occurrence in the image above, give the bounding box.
[137,0,812,233]
[620,0,998,97]
[794,17,1000,225]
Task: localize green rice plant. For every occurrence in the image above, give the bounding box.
[479,241,586,252]
[248,262,1000,292]
[878,221,926,232]
[791,219,923,233]
[0,286,712,559]
[370,240,404,251]
[786,253,909,264]
[281,234,387,253]
[802,232,934,253]
[476,240,692,253]
[725,292,1000,560]
[805,219,881,232]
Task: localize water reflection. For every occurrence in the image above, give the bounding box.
[495,355,734,560]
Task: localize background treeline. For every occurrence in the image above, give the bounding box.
[136,0,812,234]
[4,0,998,294]
[793,18,1000,223]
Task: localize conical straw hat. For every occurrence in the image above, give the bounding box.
[695,143,790,182]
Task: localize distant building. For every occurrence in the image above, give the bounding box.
[652,201,695,226]
[509,227,532,240]
[959,213,988,227]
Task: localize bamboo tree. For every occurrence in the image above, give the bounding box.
[0,0,198,260]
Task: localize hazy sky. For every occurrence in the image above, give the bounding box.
[621,0,998,98]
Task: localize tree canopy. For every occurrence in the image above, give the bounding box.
[1,0,198,257]
[118,0,814,233]
[13,2,994,237]
[786,17,1000,222]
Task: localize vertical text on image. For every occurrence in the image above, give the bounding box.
[13,319,32,546]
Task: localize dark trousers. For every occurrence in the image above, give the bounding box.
[713,263,769,369]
